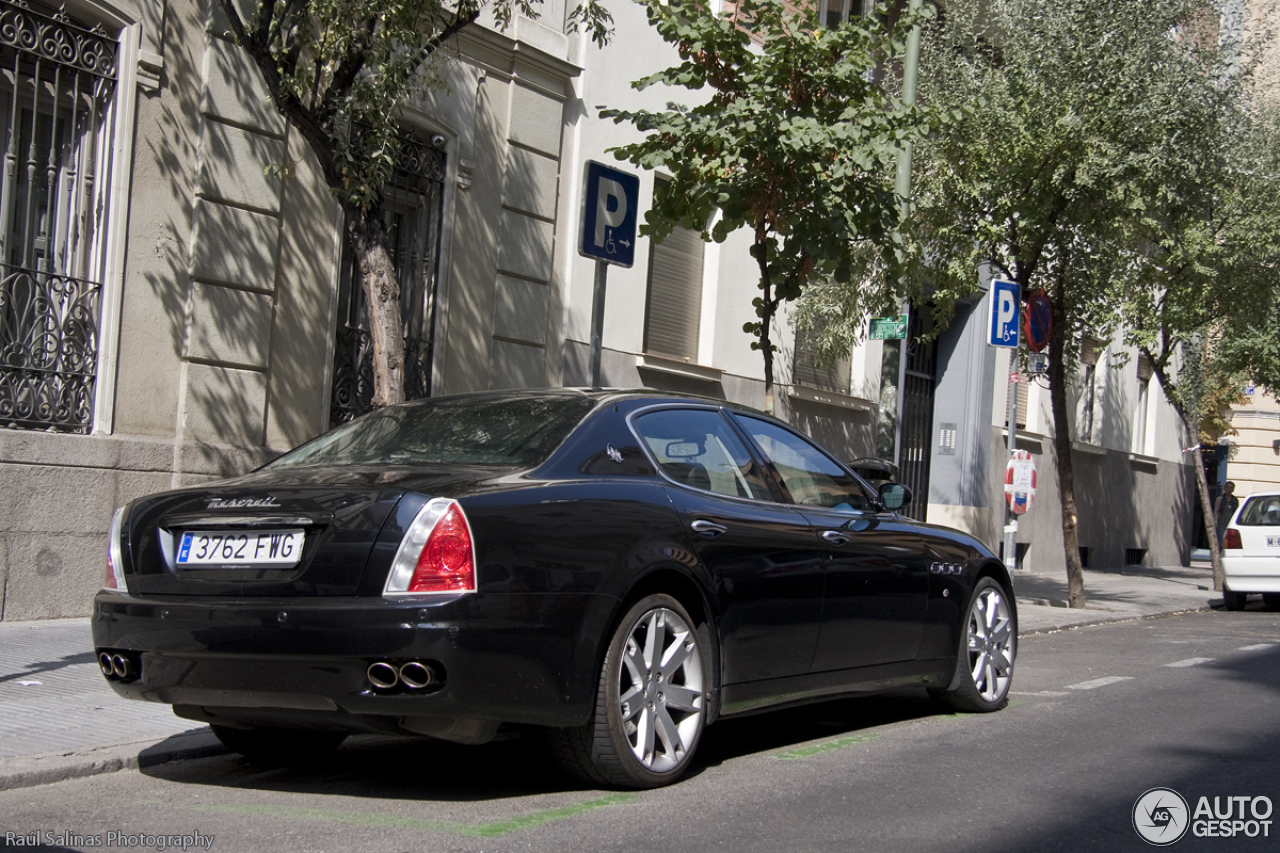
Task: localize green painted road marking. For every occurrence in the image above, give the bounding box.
[777,733,879,760]
[199,793,635,837]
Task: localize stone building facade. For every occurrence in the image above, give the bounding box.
[0,0,1203,619]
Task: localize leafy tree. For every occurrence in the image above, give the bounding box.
[218,0,612,408]
[1127,101,1280,589]
[797,0,1257,607]
[601,0,933,413]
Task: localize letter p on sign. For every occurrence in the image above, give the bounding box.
[580,161,639,268]
[988,279,1021,348]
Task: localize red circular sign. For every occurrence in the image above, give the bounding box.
[1023,289,1053,353]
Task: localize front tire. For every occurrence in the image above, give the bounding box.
[550,594,709,788]
[930,576,1017,712]
[1223,587,1248,611]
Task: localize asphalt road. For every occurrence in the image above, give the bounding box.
[2,609,1278,853]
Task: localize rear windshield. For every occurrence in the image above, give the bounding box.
[1237,496,1280,526]
[266,396,594,469]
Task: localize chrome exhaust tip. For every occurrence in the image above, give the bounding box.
[399,661,435,690]
[110,654,132,679]
[98,652,114,677]
[367,661,399,690]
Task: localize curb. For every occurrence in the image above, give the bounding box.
[1017,602,1218,636]
[0,728,225,793]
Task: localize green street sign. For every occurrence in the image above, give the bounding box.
[869,315,908,340]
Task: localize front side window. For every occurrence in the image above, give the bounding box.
[735,415,874,511]
[633,408,768,500]
[0,0,118,433]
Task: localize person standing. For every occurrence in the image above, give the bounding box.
[1214,481,1239,547]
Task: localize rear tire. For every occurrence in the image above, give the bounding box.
[930,576,1017,713]
[211,725,346,766]
[1222,587,1248,611]
[550,594,709,789]
[1262,593,1280,610]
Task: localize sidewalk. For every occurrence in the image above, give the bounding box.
[0,562,1222,792]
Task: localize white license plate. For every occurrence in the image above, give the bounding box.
[1267,536,1280,548]
[177,530,305,566]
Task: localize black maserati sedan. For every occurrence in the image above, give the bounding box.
[92,389,1017,788]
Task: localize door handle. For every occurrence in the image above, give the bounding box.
[691,520,728,538]
[822,530,851,546]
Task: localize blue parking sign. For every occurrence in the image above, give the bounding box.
[580,161,639,268]
[988,279,1021,348]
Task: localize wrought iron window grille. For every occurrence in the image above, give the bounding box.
[0,0,117,433]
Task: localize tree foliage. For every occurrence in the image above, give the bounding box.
[218,0,612,408]
[601,0,933,411]
[807,0,1273,606]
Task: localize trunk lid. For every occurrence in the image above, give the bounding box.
[121,466,501,596]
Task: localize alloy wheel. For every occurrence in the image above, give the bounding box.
[966,584,1016,703]
[615,606,705,773]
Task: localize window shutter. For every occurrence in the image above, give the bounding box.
[643,180,704,361]
[793,319,851,393]
[1137,353,1153,382]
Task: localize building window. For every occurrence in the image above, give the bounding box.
[819,0,862,28]
[792,318,851,394]
[1133,353,1155,455]
[1006,374,1028,431]
[0,0,118,433]
[1078,339,1103,443]
[330,129,445,426]
[642,177,704,362]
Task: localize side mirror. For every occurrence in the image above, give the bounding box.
[878,483,913,511]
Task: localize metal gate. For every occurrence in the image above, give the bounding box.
[897,310,936,521]
[330,131,445,426]
[0,0,116,433]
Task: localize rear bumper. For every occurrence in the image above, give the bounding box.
[91,589,616,730]
[1221,555,1280,594]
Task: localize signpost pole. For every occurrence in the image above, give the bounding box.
[589,260,608,387]
[1004,371,1019,573]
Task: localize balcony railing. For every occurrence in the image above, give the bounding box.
[0,264,100,432]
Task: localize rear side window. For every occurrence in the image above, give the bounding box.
[633,409,769,500]
[1237,497,1280,526]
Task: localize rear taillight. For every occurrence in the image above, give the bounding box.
[1224,528,1242,550]
[104,506,127,591]
[384,499,476,596]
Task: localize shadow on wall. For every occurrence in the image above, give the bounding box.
[783,396,876,465]
[1044,366,1194,570]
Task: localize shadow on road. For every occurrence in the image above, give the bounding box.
[138,688,945,800]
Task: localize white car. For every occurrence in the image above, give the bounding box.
[1221,490,1280,611]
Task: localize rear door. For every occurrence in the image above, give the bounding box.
[632,407,825,684]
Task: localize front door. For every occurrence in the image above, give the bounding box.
[730,414,930,672]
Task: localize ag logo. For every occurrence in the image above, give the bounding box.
[1134,787,1190,845]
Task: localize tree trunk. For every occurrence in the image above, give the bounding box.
[752,233,776,414]
[1190,442,1225,591]
[344,204,406,409]
[1046,281,1087,608]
